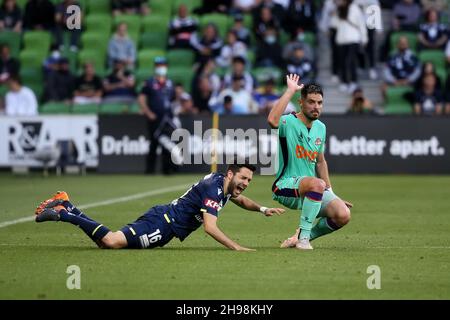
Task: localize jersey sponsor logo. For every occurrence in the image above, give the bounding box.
[218,188,222,195]
[315,138,322,146]
[204,199,220,210]
[296,145,319,161]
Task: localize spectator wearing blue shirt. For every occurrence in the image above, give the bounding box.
[383,36,421,88]
[418,9,448,50]
[414,73,443,116]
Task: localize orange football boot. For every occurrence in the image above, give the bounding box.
[35,191,70,216]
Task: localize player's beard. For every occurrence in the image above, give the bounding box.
[228,178,245,197]
[304,110,320,121]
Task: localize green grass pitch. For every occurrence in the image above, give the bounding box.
[0,173,449,299]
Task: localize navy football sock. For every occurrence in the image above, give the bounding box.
[62,201,94,221]
[59,209,110,243]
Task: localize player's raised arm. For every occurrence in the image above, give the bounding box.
[231,195,285,216]
[267,74,304,128]
[202,212,254,251]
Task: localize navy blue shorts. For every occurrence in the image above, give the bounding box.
[120,205,176,249]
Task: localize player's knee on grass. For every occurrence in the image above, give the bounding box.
[300,178,326,194]
[100,231,128,249]
[334,203,351,226]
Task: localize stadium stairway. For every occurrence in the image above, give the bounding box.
[316,10,392,114]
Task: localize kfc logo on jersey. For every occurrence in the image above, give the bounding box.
[204,199,220,210]
[315,138,322,146]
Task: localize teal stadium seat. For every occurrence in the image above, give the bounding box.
[150,0,173,16]
[167,49,195,68]
[384,86,413,115]
[84,14,112,36]
[418,50,446,70]
[23,31,51,55]
[140,32,167,50]
[142,15,170,34]
[0,31,21,57]
[86,0,110,14]
[138,49,166,69]
[40,102,71,114]
[71,103,99,114]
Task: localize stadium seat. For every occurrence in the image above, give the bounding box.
[129,103,141,114]
[167,49,195,68]
[23,31,51,54]
[40,102,71,114]
[418,50,446,70]
[20,67,43,87]
[78,49,106,75]
[142,15,170,34]
[114,14,142,34]
[27,84,44,102]
[19,50,47,69]
[135,68,151,88]
[172,0,201,12]
[137,49,166,69]
[168,66,193,92]
[302,32,316,47]
[0,31,21,57]
[150,0,173,16]
[140,32,167,50]
[99,103,129,114]
[84,14,112,36]
[86,0,110,14]
[385,86,413,115]
[71,103,99,114]
[81,32,109,53]
[200,14,230,38]
[390,32,418,53]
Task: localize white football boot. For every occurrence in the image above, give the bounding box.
[296,238,313,250]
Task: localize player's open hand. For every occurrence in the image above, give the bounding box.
[264,208,285,217]
[286,74,304,93]
[236,246,256,252]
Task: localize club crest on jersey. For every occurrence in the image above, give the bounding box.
[315,138,322,146]
[204,199,220,210]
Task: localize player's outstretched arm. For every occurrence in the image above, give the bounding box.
[231,195,285,217]
[203,212,255,251]
[267,74,304,128]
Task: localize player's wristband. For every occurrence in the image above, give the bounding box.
[260,206,268,214]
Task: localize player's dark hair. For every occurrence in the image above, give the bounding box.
[227,162,256,174]
[301,83,323,100]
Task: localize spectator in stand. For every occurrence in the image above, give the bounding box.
[255,26,283,68]
[230,13,251,46]
[418,9,448,50]
[193,58,221,98]
[216,30,248,68]
[282,32,314,63]
[223,56,254,93]
[0,0,22,32]
[190,23,223,64]
[414,73,443,115]
[254,5,280,44]
[355,0,382,80]
[193,0,232,15]
[391,0,422,32]
[0,43,19,85]
[172,88,197,116]
[285,0,316,36]
[253,77,280,114]
[23,0,55,31]
[192,75,214,114]
[54,0,82,52]
[319,0,339,84]
[168,4,198,49]
[42,44,62,80]
[336,0,367,93]
[383,36,421,90]
[414,61,442,92]
[73,62,103,105]
[108,22,136,70]
[111,0,149,16]
[5,74,38,116]
[252,0,286,30]
[286,43,314,84]
[102,59,136,105]
[43,57,75,103]
[211,75,258,114]
[346,87,375,115]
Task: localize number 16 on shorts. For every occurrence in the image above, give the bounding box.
[139,229,161,248]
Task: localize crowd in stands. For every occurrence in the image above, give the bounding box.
[0,0,448,117]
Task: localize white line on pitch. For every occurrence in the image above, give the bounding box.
[0,184,190,229]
